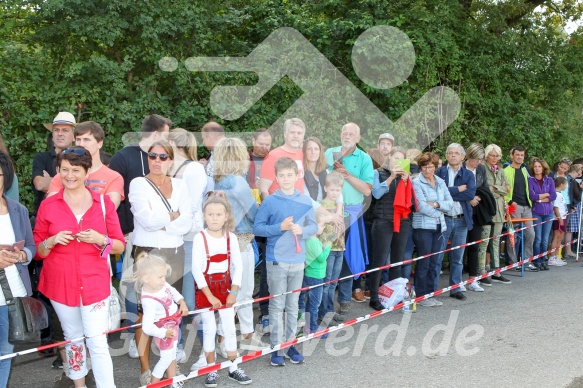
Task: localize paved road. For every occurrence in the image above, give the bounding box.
[9,263,583,388]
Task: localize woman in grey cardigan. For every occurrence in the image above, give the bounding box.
[412,152,453,307]
[0,151,36,386]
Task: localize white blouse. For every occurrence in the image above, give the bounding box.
[0,214,26,306]
[129,177,193,248]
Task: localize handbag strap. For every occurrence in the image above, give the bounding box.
[172,160,192,178]
[100,195,114,277]
[0,269,15,306]
[144,177,173,213]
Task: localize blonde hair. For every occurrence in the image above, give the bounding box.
[132,252,172,291]
[203,190,235,232]
[325,170,344,188]
[213,137,250,182]
[406,148,422,164]
[168,128,197,161]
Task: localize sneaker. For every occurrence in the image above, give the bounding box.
[363,290,371,300]
[556,258,567,266]
[217,340,239,359]
[128,338,139,359]
[270,353,285,366]
[52,355,63,369]
[172,382,184,388]
[491,274,511,284]
[432,299,443,306]
[467,282,484,292]
[240,333,270,351]
[480,277,492,287]
[541,262,550,270]
[514,266,523,271]
[260,315,270,334]
[190,351,209,371]
[332,313,344,323]
[419,298,437,307]
[285,346,304,364]
[339,302,350,313]
[526,263,539,272]
[228,368,252,385]
[459,284,467,292]
[548,257,562,266]
[139,369,152,386]
[176,348,187,363]
[205,371,219,387]
[351,289,365,302]
[297,312,306,328]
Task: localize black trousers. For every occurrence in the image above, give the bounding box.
[369,218,411,302]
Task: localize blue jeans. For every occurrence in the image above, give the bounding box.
[266,261,304,356]
[182,240,195,312]
[337,259,353,304]
[0,306,12,387]
[438,216,468,294]
[413,226,445,297]
[402,228,414,280]
[298,276,324,332]
[533,214,554,264]
[319,251,343,319]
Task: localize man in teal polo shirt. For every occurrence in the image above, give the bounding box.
[325,123,374,313]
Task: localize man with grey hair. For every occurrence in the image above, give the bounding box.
[324,123,373,312]
[436,143,477,299]
[258,118,306,199]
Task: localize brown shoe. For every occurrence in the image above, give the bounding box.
[363,290,371,300]
[351,289,365,303]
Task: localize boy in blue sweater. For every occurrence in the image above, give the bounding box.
[253,157,318,366]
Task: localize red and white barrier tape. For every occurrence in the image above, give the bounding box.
[138,239,577,388]
[0,213,570,361]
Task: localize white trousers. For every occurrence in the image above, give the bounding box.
[51,298,116,388]
[235,244,255,335]
[152,341,177,379]
[201,308,237,354]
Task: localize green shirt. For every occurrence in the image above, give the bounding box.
[305,237,331,279]
[325,146,374,205]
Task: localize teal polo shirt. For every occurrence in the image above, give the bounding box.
[325,146,374,205]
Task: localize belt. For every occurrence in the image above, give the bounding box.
[445,214,464,219]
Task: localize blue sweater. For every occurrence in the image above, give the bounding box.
[253,190,318,263]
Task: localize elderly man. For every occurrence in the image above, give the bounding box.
[258,118,305,199]
[32,112,76,215]
[324,123,373,313]
[436,144,477,300]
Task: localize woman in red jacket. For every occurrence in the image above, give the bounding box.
[34,146,124,388]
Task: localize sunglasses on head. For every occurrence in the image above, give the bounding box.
[62,148,88,156]
[148,152,170,161]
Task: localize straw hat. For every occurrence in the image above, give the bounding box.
[44,112,77,130]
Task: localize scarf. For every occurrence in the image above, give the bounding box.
[393,178,417,232]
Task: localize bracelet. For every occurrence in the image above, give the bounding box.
[229,289,238,296]
[42,239,50,251]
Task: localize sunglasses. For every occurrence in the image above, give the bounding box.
[62,148,88,155]
[148,152,170,161]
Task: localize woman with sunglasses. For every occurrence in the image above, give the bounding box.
[128,140,193,385]
[477,144,512,284]
[411,152,453,307]
[34,146,125,388]
[528,158,556,270]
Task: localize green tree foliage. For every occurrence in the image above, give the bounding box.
[1,0,582,210]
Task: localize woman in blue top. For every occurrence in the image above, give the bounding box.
[412,152,453,307]
[528,158,556,270]
[213,137,259,349]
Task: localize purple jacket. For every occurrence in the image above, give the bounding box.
[528,176,556,216]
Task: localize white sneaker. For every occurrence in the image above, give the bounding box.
[459,284,467,292]
[548,257,562,266]
[467,282,484,292]
[239,333,270,352]
[176,348,187,363]
[419,298,436,307]
[556,258,567,266]
[190,352,208,371]
[128,339,139,359]
[432,298,443,306]
[217,340,240,359]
